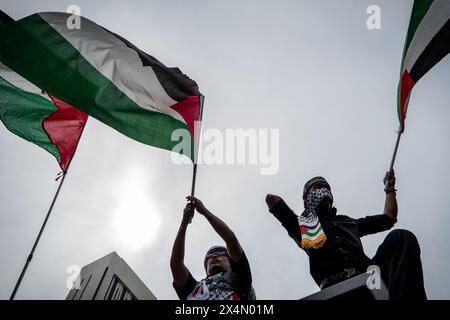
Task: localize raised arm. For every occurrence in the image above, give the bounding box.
[383,170,398,223]
[187,196,243,263]
[170,203,193,288]
[266,194,282,209]
[265,194,302,244]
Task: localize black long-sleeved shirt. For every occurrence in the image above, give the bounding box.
[269,200,395,286]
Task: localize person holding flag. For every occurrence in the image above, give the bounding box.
[170,196,255,300]
[264,0,449,300]
[265,171,427,300]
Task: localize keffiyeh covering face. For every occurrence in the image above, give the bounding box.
[298,188,333,249]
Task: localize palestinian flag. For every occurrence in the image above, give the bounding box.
[0,12,87,172]
[398,0,450,131]
[0,62,88,172]
[0,12,203,162]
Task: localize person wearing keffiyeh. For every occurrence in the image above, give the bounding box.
[170,196,255,300]
[266,171,427,300]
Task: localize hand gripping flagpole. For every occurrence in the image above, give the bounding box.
[188,95,205,223]
[384,128,402,194]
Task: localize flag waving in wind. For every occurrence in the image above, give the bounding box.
[398,0,450,131]
[0,63,88,172]
[0,11,88,172]
[0,12,202,161]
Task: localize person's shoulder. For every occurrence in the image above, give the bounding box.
[173,272,199,300]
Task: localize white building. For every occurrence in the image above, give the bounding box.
[66,251,156,300]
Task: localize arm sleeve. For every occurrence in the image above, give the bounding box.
[173,272,197,300]
[230,251,252,285]
[357,214,395,237]
[269,200,302,244]
[229,251,253,298]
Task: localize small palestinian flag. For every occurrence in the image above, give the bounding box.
[0,12,203,162]
[299,217,326,250]
[0,11,87,172]
[398,0,450,131]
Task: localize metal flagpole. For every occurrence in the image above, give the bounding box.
[387,96,410,177]
[384,128,403,193]
[188,95,205,223]
[10,170,69,300]
[387,80,415,168]
[190,163,198,198]
[388,128,402,171]
[10,115,88,300]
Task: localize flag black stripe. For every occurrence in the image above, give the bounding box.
[409,19,450,82]
[0,11,15,27]
[104,28,200,102]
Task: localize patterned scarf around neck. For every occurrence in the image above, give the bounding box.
[298,188,333,249]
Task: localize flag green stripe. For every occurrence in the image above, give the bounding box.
[397,0,434,130]
[0,14,193,159]
[0,76,61,162]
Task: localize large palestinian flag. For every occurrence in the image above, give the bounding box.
[398,0,450,131]
[0,12,203,161]
[0,12,87,172]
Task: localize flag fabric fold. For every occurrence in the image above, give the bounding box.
[0,62,88,171]
[0,12,202,161]
[0,11,88,172]
[398,0,450,130]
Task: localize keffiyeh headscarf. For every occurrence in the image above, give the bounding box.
[298,187,333,249]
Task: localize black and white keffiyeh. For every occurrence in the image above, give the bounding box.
[298,188,333,249]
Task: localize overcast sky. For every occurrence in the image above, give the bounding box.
[1,0,449,300]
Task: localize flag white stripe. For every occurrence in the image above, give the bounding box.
[403,0,450,72]
[0,62,52,101]
[39,12,185,124]
[302,234,322,240]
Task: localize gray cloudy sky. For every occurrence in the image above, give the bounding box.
[1,0,449,300]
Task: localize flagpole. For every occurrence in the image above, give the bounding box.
[9,170,68,300]
[387,96,409,175]
[188,95,204,223]
[190,163,198,198]
[388,128,402,171]
[10,116,87,300]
